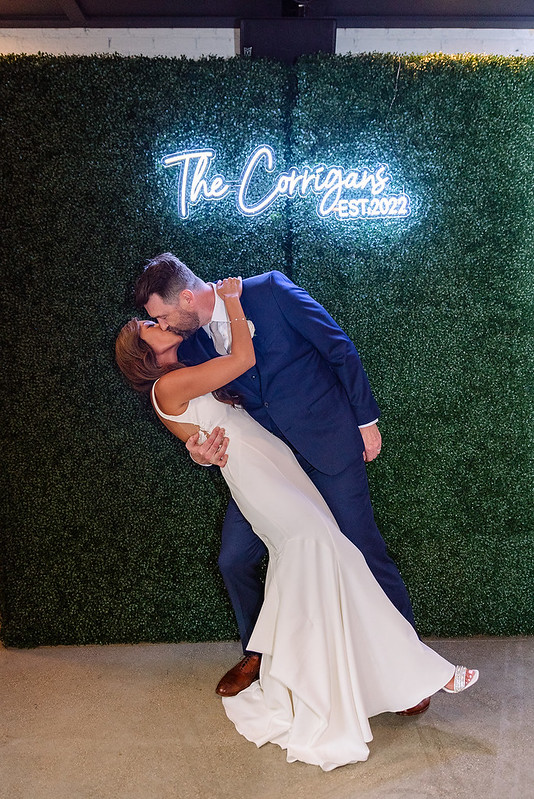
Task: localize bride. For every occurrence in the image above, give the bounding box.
[115,277,478,771]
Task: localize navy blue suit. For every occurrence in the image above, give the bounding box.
[179,271,415,648]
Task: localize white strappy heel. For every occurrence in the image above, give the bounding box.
[442,665,479,693]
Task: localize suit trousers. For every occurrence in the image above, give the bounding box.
[218,452,416,653]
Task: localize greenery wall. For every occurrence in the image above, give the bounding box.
[0,52,532,647]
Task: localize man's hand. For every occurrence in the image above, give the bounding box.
[360,423,382,463]
[186,426,229,467]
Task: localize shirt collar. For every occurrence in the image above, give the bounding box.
[202,284,228,336]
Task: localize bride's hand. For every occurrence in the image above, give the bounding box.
[216,277,242,300]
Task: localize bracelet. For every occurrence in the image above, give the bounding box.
[230,317,247,322]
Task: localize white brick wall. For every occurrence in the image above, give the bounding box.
[0,28,237,58]
[0,26,532,58]
[336,27,534,56]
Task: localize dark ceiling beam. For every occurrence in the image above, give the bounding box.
[2,19,533,29]
[1,5,533,29]
[335,15,534,28]
[0,17,239,29]
[58,0,87,25]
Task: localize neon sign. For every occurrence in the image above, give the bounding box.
[162,145,411,221]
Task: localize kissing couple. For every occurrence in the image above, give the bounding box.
[115,253,478,770]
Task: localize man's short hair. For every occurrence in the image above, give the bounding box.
[134,252,202,309]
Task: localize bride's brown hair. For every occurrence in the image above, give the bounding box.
[115,319,241,406]
[115,318,183,394]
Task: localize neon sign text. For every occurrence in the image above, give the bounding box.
[162,145,411,221]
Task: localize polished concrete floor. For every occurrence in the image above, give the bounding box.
[0,636,532,799]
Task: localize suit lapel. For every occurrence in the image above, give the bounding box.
[179,328,219,366]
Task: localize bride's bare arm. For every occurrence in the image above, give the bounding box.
[156,412,229,468]
[154,277,255,415]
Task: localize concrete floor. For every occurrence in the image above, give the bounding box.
[0,636,532,799]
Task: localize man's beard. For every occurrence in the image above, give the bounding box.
[168,309,201,340]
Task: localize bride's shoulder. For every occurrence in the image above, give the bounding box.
[152,371,188,417]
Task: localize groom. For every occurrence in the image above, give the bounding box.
[135,252,429,716]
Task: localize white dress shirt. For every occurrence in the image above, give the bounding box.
[203,285,231,354]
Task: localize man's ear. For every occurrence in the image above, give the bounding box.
[180,289,195,307]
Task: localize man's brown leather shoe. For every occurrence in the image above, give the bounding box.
[215,654,261,697]
[396,696,431,716]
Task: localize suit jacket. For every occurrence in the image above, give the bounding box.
[178,271,380,476]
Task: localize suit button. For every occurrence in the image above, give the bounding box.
[264,401,269,408]
[251,375,256,379]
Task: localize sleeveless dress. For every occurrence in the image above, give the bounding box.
[152,387,455,771]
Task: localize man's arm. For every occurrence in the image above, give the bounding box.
[268,271,380,426]
[267,272,383,462]
[186,426,229,467]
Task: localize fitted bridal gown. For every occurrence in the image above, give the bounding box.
[152,388,455,771]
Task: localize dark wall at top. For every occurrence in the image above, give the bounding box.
[2,0,533,28]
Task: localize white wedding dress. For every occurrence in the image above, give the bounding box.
[152,389,455,770]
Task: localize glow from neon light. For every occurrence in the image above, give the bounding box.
[162,145,411,221]
[161,149,232,218]
[237,145,278,216]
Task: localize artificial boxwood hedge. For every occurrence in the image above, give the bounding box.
[0,52,532,647]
